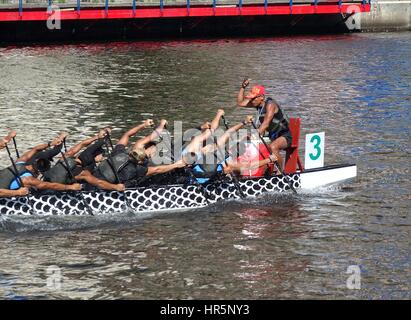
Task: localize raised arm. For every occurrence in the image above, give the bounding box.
[237,78,252,107]
[133,119,168,150]
[185,109,225,154]
[202,115,253,154]
[117,119,154,147]
[217,115,253,148]
[210,109,225,130]
[63,130,103,158]
[17,143,49,163]
[17,132,68,163]
[0,130,17,150]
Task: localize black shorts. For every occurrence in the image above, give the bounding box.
[269,130,292,149]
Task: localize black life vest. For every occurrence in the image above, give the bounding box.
[96,152,135,184]
[0,163,30,189]
[42,157,77,184]
[256,97,290,137]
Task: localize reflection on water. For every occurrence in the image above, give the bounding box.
[0,33,410,299]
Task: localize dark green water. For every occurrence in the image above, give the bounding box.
[0,33,410,299]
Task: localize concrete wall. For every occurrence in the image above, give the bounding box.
[360,0,411,31]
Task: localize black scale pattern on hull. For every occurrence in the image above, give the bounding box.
[0,174,300,216]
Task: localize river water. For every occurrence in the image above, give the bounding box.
[0,33,410,299]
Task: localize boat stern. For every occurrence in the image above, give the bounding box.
[299,164,357,190]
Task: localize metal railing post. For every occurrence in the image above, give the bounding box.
[77,0,80,14]
[18,0,23,17]
[105,0,109,16]
[132,0,136,16]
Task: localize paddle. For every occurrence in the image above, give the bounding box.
[59,152,94,216]
[12,136,20,159]
[62,137,68,153]
[219,116,246,199]
[4,143,35,214]
[250,122,297,194]
[105,129,115,151]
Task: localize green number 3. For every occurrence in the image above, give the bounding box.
[309,135,321,160]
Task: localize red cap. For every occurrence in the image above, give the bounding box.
[245,85,265,99]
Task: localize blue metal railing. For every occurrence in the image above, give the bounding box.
[105,0,109,15]
[18,0,22,16]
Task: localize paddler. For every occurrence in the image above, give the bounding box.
[189,115,278,184]
[41,129,125,192]
[94,120,188,187]
[0,133,82,195]
[237,79,292,170]
[0,130,30,197]
[181,109,226,157]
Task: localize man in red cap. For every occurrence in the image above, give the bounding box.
[237,79,292,170]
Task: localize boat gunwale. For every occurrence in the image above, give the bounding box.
[56,162,356,193]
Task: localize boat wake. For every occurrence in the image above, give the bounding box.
[0,208,171,233]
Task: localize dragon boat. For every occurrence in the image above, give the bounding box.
[0,119,357,216]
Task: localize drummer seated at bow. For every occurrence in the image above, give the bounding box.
[237,79,292,170]
[189,115,278,184]
[94,120,188,188]
[40,129,125,192]
[0,133,82,196]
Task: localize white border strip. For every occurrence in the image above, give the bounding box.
[300,165,357,189]
[375,1,411,4]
